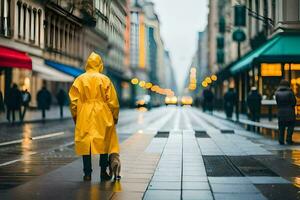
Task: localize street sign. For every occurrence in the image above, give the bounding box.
[233,29,246,42]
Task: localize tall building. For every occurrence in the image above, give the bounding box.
[130,0,148,98]
[0,0,131,107]
[106,0,129,105]
[208,0,300,117]
[185,30,209,97]
[129,0,170,102]
[164,51,177,94]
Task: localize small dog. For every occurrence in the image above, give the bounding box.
[109,153,121,180]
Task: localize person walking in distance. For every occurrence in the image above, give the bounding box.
[202,87,214,113]
[56,89,67,118]
[5,83,22,123]
[69,52,120,181]
[275,80,297,145]
[21,89,31,121]
[224,87,236,119]
[0,90,5,113]
[247,87,262,122]
[37,84,52,121]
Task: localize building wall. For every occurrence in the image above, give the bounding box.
[108,0,126,72]
[0,0,45,106]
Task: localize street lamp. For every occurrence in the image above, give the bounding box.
[131,78,139,85]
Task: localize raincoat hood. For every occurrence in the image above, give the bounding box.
[85,52,104,73]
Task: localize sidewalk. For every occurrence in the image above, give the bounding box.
[212,111,300,131]
[0,106,72,124]
[1,113,299,200]
[0,133,159,200]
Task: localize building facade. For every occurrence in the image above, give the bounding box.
[129,0,171,105]
[0,0,131,108]
[208,0,300,118]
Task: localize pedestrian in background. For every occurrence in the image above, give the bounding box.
[247,87,262,122]
[37,85,52,121]
[202,88,214,113]
[5,83,22,123]
[21,89,31,121]
[275,80,296,145]
[69,52,120,181]
[56,89,67,118]
[224,87,236,119]
[0,90,5,113]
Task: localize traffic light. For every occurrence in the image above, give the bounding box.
[234,5,246,27]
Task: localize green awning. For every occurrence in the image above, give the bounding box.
[230,33,300,74]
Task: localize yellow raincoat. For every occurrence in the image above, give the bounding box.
[69,52,120,155]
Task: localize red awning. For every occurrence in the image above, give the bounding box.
[0,45,32,70]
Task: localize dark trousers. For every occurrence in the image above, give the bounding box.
[21,106,28,121]
[249,111,260,122]
[41,109,46,119]
[59,105,63,118]
[82,154,108,176]
[278,120,295,143]
[7,108,21,123]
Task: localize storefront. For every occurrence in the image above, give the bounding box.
[31,58,74,106]
[0,45,32,99]
[229,32,300,119]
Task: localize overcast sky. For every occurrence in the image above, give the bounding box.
[151,0,208,92]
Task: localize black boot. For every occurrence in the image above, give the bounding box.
[100,170,111,181]
[83,175,91,181]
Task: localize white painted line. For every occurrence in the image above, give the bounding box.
[0,139,23,147]
[0,159,22,167]
[0,152,37,167]
[0,132,65,147]
[32,132,65,140]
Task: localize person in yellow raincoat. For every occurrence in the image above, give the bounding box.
[69,52,120,181]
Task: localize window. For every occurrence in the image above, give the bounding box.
[38,9,41,46]
[272,0,276,23]
[17,1,22,37]
[255,0,260,33]
[28,6,32,42]
[54,18,59,49]
[64,24,68,50]
[33,8,37,43]
[248,0,252,38]
[22,3,27,39]
[263,0,269,34]
[60,21,63,51]
[50,16,54,48]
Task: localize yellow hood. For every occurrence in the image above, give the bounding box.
[85,52,104,73]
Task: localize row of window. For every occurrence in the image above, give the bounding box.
[109,48,124,70]
[16,1,42,45]
[247,0,276,37]
[94,0,109,17]
[45,9,81,59]
[96,16,109,35]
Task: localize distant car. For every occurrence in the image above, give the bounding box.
[135,95,151,109]
[165,96,178,105]
[181,96,193,106]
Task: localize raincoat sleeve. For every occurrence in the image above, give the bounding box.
[106,81,120,123]
[69,83,80,123]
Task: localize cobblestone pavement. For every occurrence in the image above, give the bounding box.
[0,106,299,200]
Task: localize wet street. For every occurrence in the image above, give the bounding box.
[0,106,300,200]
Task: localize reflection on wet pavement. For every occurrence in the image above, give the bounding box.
[0,107,300,199]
